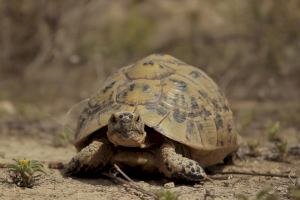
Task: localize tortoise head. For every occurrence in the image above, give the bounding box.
[107,111,147,148]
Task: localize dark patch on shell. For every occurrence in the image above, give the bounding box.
[159,65,164,69]
[191,97,199,109]
[122,92,128,99]
[223,105,229,112]
[103,81,116,93]
[109,92,114,100]
[189,71,201,78]
[156,107,168,116]
[187,121,194,135]
[153,125,165,133]
[161,93,177,105]
[143,84,150,91]
[177,61,188,66]
[116,92,121,99]
[227,123,232,132]
[180,94,185,105]
[218,89,224,96]
[170,79,187,92]
[82,107,89,115]
[129,84,135,91]
[220,141,224,146]
[114,104,122,111]
[198,90,208,98]
[78,117,86,130]
[185,135,189,141]
[88,103,103,115]
[188,112,197,118]
[196,122,203,132]
[211,99,220,110]
[146,103,156,110]
[155,53,165,56]
[143,61,154,66]
[190,106,211,119]
[216,114,223,128]
[173,109,186,123]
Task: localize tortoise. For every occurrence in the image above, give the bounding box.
[66,54,242,181]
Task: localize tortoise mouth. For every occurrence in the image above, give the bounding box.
[107,130,147,148]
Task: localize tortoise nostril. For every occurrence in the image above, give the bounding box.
[120,115,123,118]
[129,114,133,119]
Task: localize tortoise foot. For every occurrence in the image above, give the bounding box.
[156,143,207,181]
[66,138,113,175]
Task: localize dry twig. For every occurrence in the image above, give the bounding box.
[103,165,159,200]
[113,164,134,183]
[212,171,299,179]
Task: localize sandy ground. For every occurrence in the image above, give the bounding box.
[0,101,299,200]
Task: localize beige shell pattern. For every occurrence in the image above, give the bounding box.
[74,54,242,155]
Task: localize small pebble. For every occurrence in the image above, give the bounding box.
[270,168,281,175]
[48,162,64,169]
[164,182,175,189]
[0,158,9,168]
[249,176,260,182]
[0,100,17,115]
[194,184,202,188]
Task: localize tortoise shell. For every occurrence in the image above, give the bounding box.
[74,54,241,166]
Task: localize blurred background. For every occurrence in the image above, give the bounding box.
[0,0,299,143]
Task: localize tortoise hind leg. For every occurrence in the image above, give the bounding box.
[156,143,207,181]
[66,137,113,175]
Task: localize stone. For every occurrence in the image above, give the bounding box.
[164,182,175,189]
[270,168,281,175]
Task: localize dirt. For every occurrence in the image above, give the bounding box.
[0,101,299,200]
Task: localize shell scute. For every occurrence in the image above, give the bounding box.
[125,55,177,80]
[116,79,161,106]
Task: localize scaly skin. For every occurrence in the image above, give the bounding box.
[156,143,207,181]
[66,137,114,175]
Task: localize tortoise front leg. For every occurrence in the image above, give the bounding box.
[66,137,114,175]
[156,143,207,181]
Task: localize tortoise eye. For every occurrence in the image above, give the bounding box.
[111,115,117,123]
[136,115,140,122]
